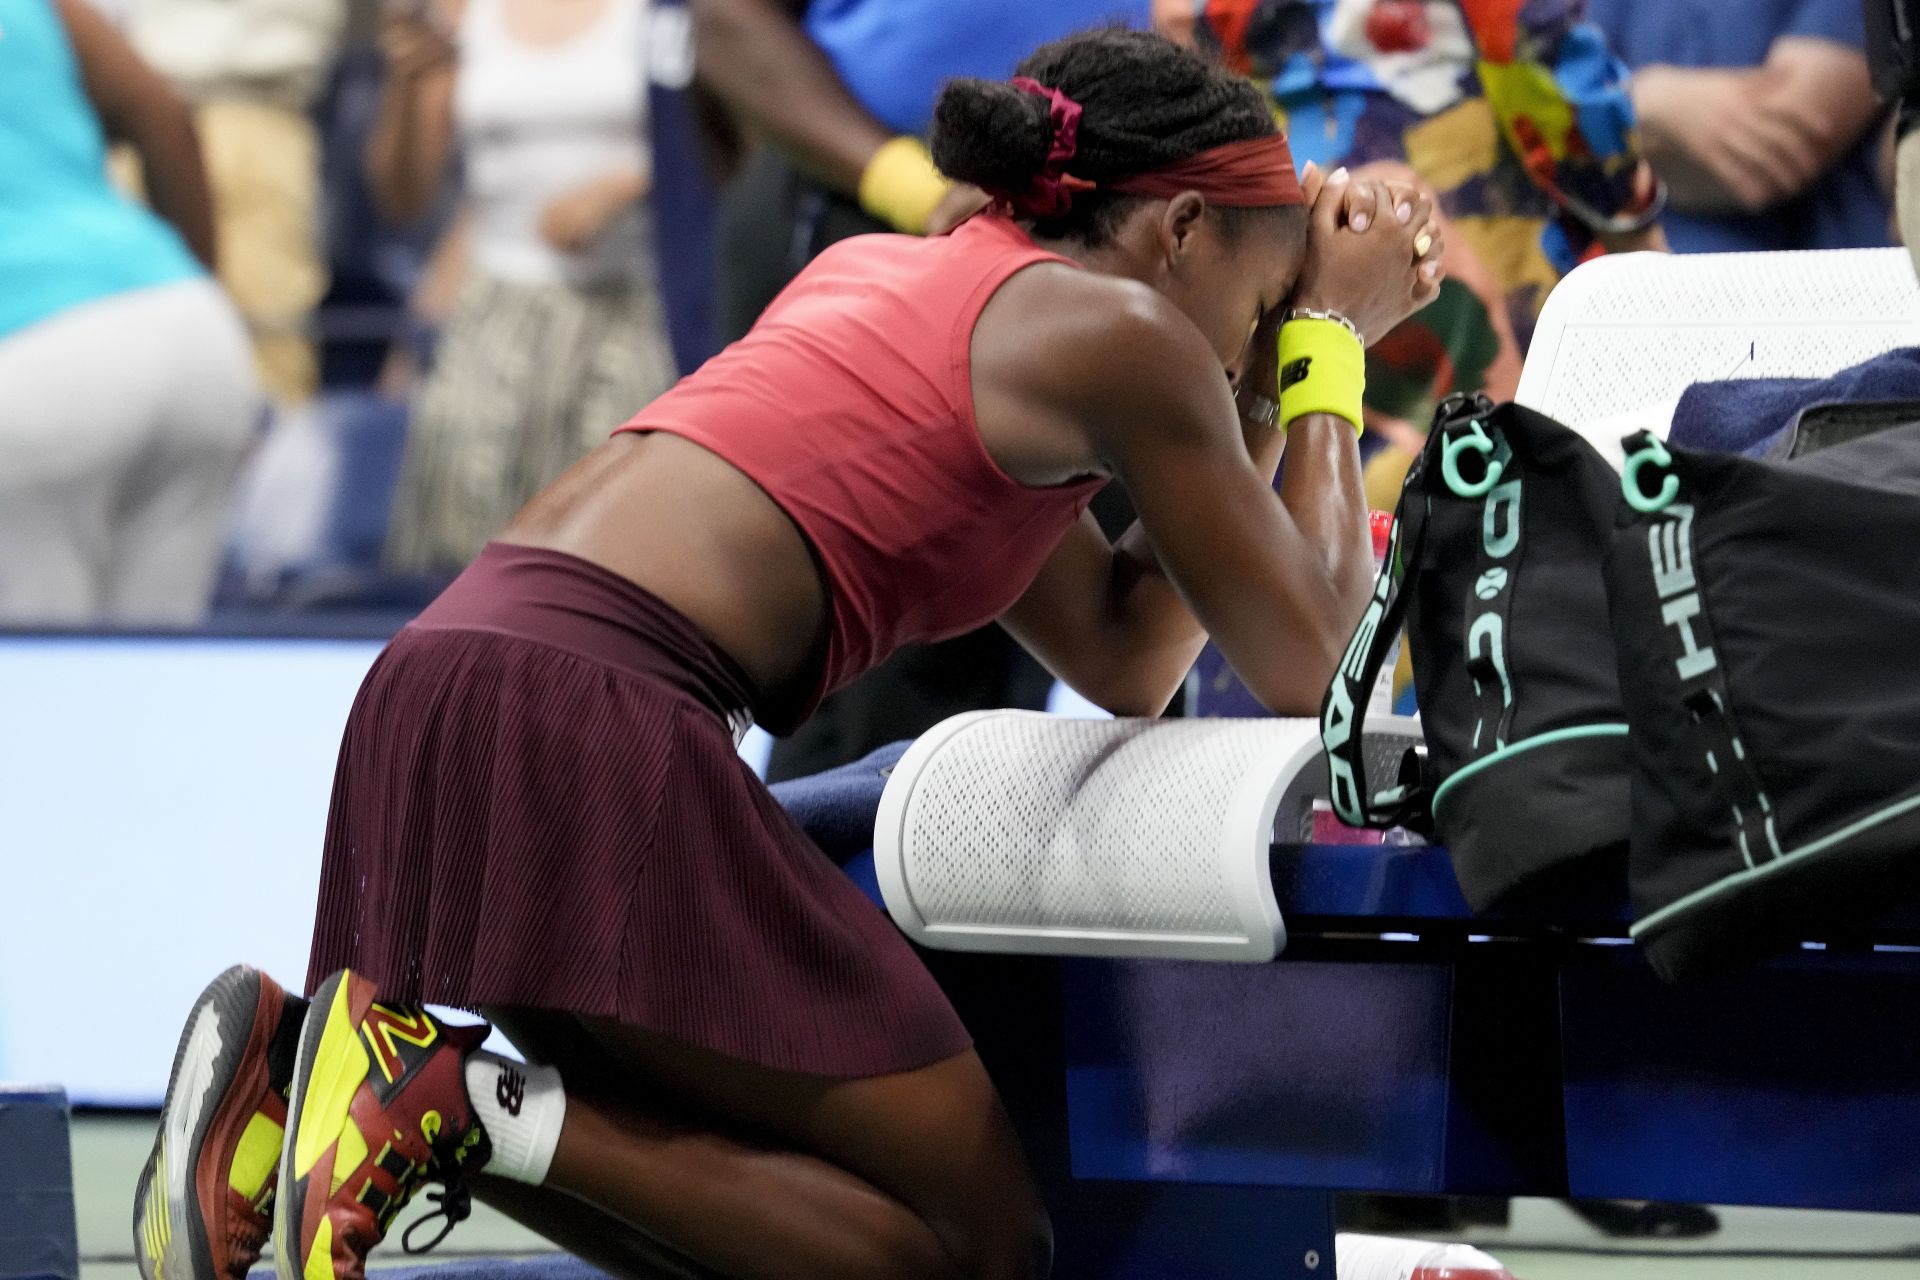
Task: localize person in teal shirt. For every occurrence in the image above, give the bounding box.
[0,0,259,624]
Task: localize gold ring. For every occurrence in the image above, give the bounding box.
[1413,231,1434,257]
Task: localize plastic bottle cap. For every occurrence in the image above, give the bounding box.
[1369,509,1395,563]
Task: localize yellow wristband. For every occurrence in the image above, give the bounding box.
[857,136,952,234]
[1277,317,1366,436]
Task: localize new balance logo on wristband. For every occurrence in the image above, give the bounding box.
[1279,356,1312,389]
[496,1066,525,1117]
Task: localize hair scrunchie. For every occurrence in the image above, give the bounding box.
[1007,76,1099,218]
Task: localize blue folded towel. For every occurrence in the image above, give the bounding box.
[1671,347,1920,456]
[768,740,909,863]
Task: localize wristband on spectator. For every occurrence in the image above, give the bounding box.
[857,137,951,234]
[1276,316,1365,436]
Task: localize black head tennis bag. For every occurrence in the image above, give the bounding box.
[1608,421,1920,979]
[1321,393,1630,909]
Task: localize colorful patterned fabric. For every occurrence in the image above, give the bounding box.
[1186,0,1652,377]
[1179,1,1657,718]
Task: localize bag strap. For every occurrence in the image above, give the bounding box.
[1456,421,1524,757]
[1622,432,1783,867]
[1321,393,1497,831]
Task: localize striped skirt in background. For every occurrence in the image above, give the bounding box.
[385,273,678,575]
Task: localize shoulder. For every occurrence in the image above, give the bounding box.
[976,261,1226,440]
[983,262,1215,381]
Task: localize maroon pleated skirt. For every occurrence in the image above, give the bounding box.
[305,542,971,1078]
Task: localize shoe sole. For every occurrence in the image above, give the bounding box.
[133,965,283,1280]
[275,970,359,1280]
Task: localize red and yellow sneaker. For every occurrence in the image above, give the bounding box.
[274,969,492,1280]
[134,965,308,1280]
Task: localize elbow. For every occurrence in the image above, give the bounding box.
[1248,598,1370,719]
[153,90,199,149]
[376,190,429,228]
[1072,662,1185,721]
[365,161,429,228]
[118,84,200,169]
[1097,688,1180,719]
[1248,673,1330,719]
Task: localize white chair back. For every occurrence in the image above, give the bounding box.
[1516,247,1920,466]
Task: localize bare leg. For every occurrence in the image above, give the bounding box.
[473,1175,722,1280]
[485,1008,1050,1280]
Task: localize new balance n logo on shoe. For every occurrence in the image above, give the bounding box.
[362,1004,440,1085]
[496,1066,525,1117]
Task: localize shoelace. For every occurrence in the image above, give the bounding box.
[226,1218,269,1280]
[399,1175,472,1255]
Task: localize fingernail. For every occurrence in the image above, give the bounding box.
[1420,261,1441,280]
[1329,167,1350,183]
[1397,202,1414,224]
[1301,160,1319,180]
[1351,211,1370,231]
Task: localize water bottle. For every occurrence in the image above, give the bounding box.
[1336,1233,1518,1280]
[1367,510,1402,721]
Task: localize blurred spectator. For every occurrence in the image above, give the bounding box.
[1587,0,1890,251]
[1165,1,1663,716]
[0,0,259,626]
[366,0,677,576]
[693,0,1154,336]
[690,0,1155,780]
[122,0,346,405]
[1167,0,1664,452]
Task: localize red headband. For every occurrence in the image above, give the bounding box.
[1003,79,1305,218]
[1109,134,1305,208]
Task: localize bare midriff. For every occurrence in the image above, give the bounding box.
[501,431,830,718]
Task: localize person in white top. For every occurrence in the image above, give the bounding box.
[366,0,677,575]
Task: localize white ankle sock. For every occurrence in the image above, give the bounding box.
[464,1050,566,1185]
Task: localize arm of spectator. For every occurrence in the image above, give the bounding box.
[687,0,894,198]
[365,0,463,226]
[540,167,653,253]
[1633,37,1882,215]
[56,0,216,270]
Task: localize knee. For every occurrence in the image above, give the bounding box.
[943,1199,1053,1280]
[863,1199,1051,1280]
[855,1216,967,1280]
[1014,1203,1055,1280]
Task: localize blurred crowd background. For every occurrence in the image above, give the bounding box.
[0,0,1898,776]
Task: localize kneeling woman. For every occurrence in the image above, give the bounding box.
[139,28,1441,1280]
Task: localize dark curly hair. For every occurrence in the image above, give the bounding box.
[930,28,1292,246]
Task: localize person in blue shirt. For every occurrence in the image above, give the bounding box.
[692,0,1155,335]
[1586,0,1891,252]
[689,0,1155,780]
[0,0,259,624]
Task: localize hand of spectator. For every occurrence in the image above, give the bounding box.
[1290,166,1444,345]
[539,170,652,253]
[1632,39,1877,217]
[925,184,993,235]
[380,11,457,82]
[1633,65,1813,211]
[1151,0,1196,47]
